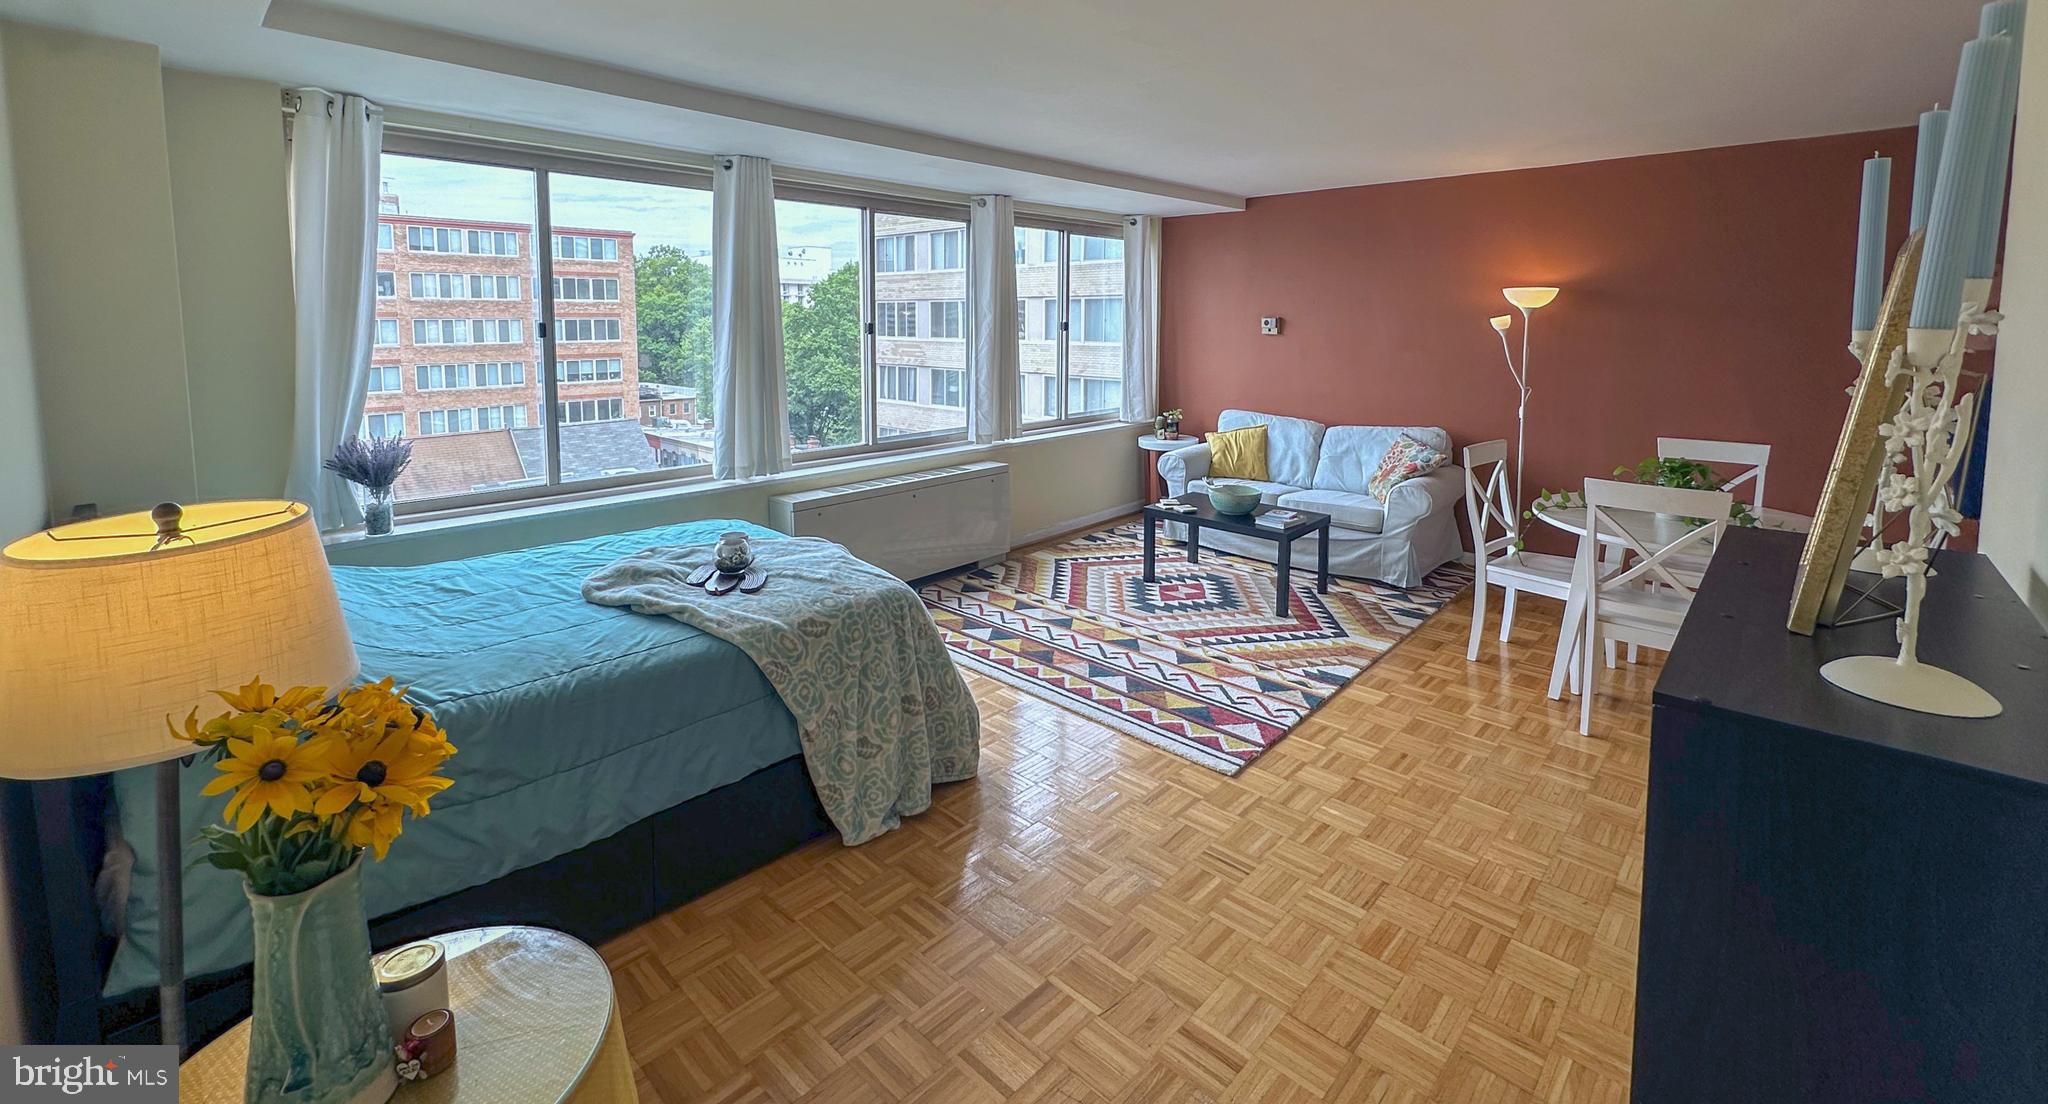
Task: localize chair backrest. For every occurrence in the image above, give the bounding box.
[1579,478,1733,600]
[1461,439,1516,558]
[1657,437,1770,512]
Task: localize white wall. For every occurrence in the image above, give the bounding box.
[0,24,43,1048]
[1983,26,2048,623]
[162,69,296,500]
[1,23,196,519]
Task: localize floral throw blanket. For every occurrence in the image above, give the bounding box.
[582,537,979,844]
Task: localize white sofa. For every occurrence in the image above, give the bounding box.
[1156,409,1465,588]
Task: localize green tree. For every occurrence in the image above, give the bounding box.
[781,262,862,447]
[633,245,715,420]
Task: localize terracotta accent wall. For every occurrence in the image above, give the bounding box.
[1161,128,1921,551]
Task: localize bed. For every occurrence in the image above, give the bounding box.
[5,518,838,1045]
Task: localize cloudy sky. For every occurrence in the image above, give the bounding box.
[383,153,860,264]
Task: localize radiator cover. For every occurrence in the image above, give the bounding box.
[768,461,1010,581]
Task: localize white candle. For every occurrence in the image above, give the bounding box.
[1852,155,1891,332]
[1968,0,2027,279]
[1912,34,2014,329]
[1910,106,1949,233]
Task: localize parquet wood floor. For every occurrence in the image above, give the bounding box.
[600,545,1656,1104]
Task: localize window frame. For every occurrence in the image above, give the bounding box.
[774,183,975,466]
[1017,217,1125,433]
[379,129,719,517]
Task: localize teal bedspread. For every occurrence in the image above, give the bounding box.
[103,519,800,997]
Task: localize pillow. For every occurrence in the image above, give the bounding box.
[1206,424,1270,481]
[1366,432,1449,502]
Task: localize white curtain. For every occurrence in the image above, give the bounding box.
[711,155,789,480]
[968,195,1020,444]
[284,88,382,531]
[1120,215,1161,424]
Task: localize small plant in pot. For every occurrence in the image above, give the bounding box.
[325,436,413,536]
[1615,456,1759,527]
[1155,409,1185,439]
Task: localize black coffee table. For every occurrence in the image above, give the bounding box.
[1141,497,1332,605]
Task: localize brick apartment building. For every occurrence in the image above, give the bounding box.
[368,198,647,499]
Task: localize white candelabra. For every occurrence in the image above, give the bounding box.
[1820,278,2002,718]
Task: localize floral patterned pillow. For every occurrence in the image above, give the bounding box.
[1366,433,1450,502]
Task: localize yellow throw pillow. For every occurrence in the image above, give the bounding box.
[1206,424,1269,481]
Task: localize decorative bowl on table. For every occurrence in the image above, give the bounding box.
[1206,483,1262,516]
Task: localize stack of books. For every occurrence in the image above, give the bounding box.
[1255,509,1302,529]
[1152,498,1197,514]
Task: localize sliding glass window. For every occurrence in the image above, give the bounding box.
[1016,222,1123,426]
[776,189,971,460]
[372,136,714,513]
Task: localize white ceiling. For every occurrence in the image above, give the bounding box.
[0,0,1993,214]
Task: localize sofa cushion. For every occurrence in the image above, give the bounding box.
[1276,488,1384,534]
[1366,433,1451,502]
[1219,410,1326,489]
[1205,424,1269,480]
[1187,477,1295,507]
[1311,425,1454,494]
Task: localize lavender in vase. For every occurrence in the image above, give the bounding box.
[324,436,413,536]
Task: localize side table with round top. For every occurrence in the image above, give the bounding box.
[181,927,637,1104]
[1139,434,1201,501]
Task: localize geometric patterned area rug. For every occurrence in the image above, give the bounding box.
[919,522,1472,775]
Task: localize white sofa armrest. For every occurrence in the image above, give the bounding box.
[1382,466,1465,534]
[1158,444,1211,497]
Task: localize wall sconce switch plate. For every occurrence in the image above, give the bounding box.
[1260,317,1282,335]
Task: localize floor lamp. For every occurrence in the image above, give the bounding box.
[0,500,357,1053]
[1490,286,1561,517]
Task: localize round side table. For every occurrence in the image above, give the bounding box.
[1139,433,1201,502]
[181,926,637,1104]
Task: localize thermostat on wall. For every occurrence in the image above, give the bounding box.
[1260,317,1282,335]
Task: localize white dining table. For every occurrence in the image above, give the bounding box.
[1531,503,1812,544]
[1529,503,1811,702]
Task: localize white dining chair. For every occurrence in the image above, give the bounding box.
[1547,478,1731,735]
[1657,437,1769,511]
[1461,440,1576,663]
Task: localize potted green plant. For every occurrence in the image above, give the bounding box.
[1615,456,1759,527]
[1159,408,1184,439]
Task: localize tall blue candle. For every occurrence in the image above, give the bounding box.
[1910,107,1949,232]
[1851,156,1891,332]
[1912,34,2013,329]
[1968,0,2027,278]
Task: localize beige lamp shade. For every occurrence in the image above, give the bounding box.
[1489,314,1514,332]
[1502,286,1560,310]
[0,500,358,779]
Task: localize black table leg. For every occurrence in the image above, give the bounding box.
[1276,534,1292,608]
[1317,523,1330,593]
[1143,514,1156,583]
[1188,523,1200,564]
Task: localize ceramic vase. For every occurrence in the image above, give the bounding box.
[243,857,397,1104]
[363,489,395,537]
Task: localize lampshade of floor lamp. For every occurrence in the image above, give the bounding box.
[0,500,358,1052]
[1498,287,1561,512]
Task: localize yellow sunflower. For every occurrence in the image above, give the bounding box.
[201,731,328,831]
[214,678,327,718]
[170,706,286,752]
[339,802,405,860]
[313,729,455,820]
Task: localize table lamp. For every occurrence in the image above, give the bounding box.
[0,500,358,1051]
[1490,286,1561,520]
